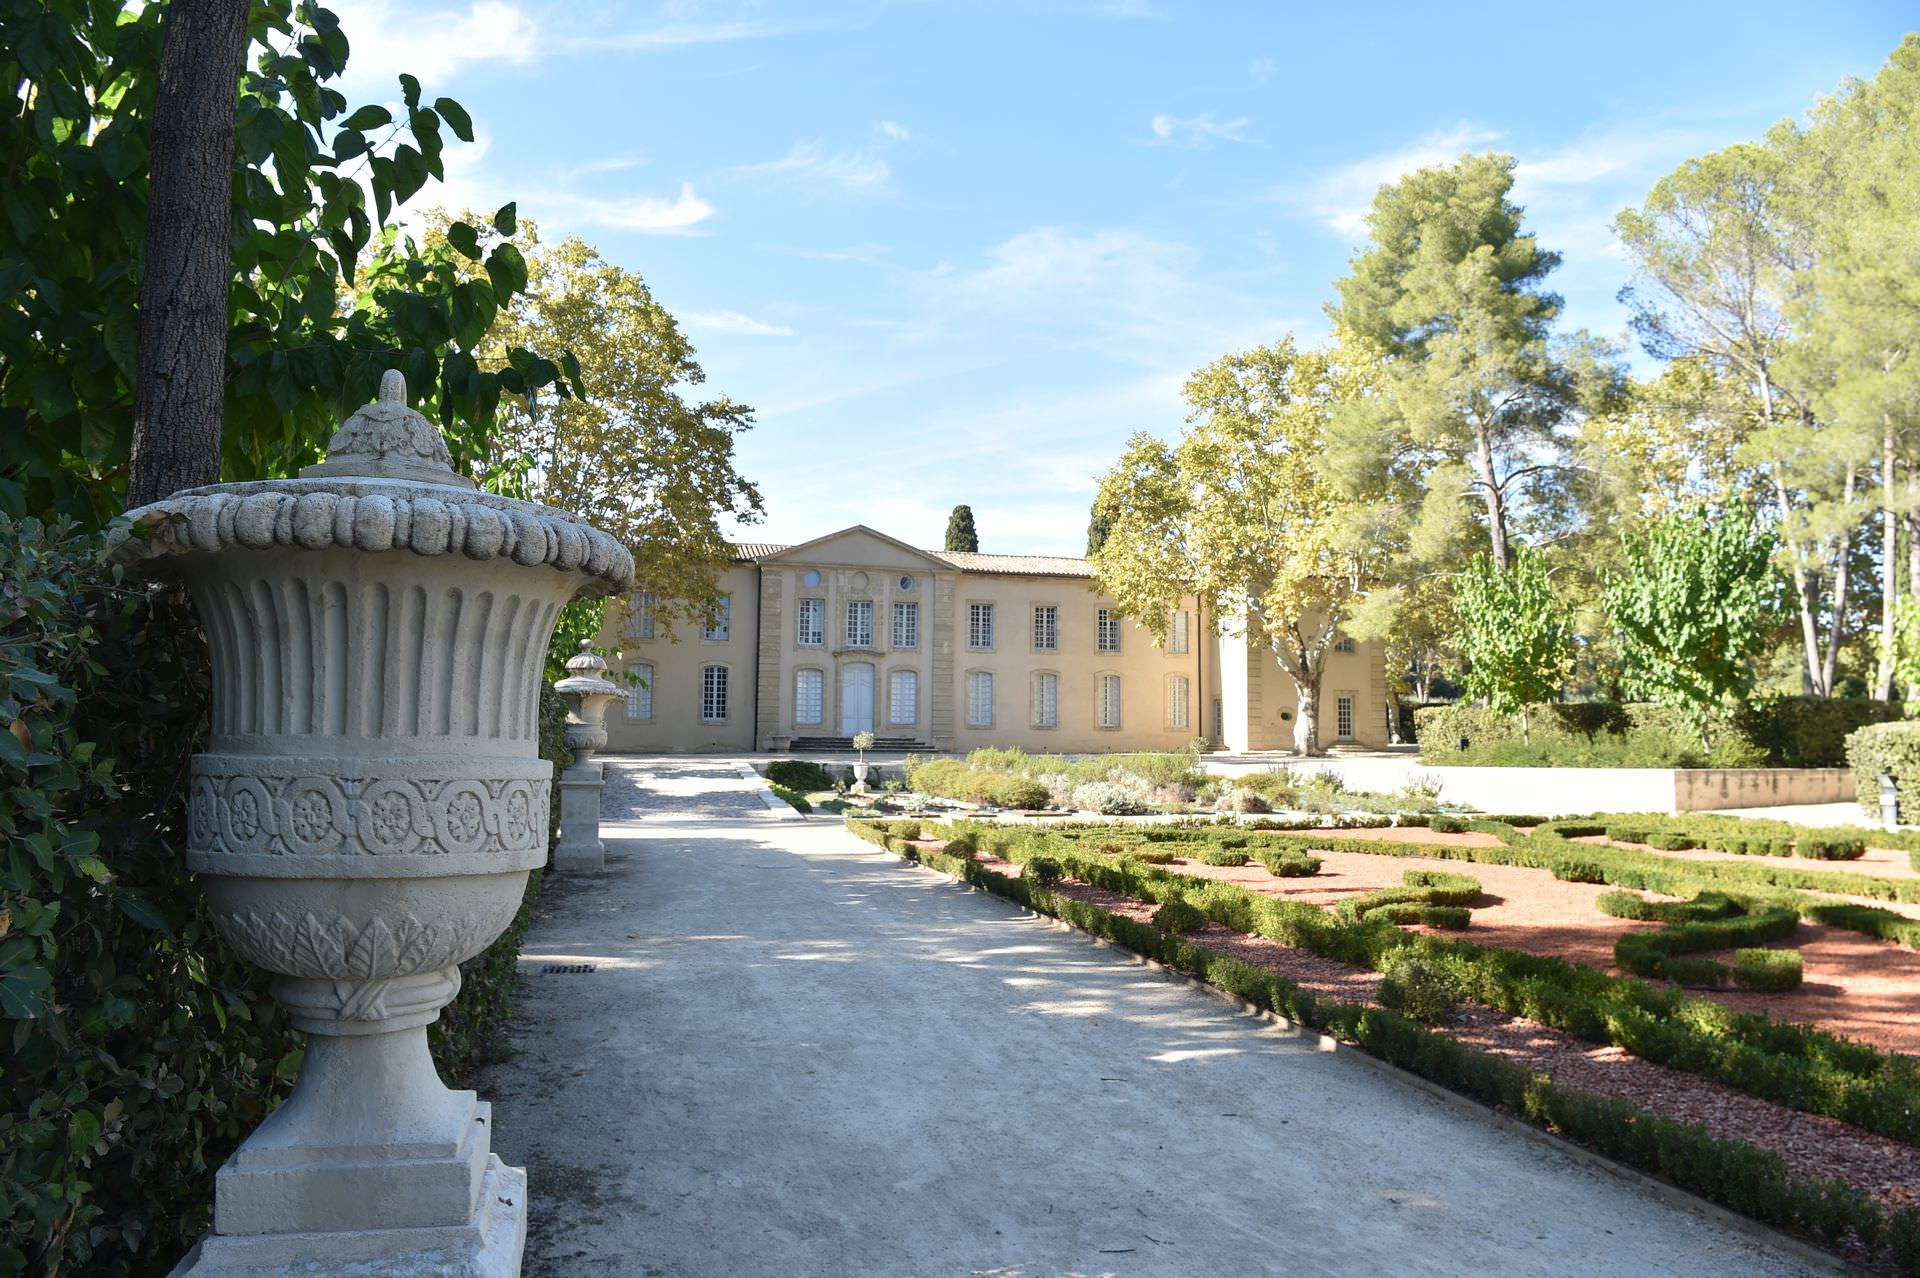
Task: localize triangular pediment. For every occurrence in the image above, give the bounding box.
[757,525,946,571]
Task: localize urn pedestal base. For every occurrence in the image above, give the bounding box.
[552,762,606,873]
[169,1155,527,1278]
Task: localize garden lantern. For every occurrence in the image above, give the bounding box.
[114,371,632,1276]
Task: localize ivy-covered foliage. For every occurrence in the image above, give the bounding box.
[0,517,294,1274]
[0,515,566,1273]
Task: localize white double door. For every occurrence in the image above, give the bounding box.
[840,662,875,736]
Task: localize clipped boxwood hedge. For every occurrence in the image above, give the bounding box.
[847,817,1920,1270]
[1845,720,1920,823]
[1418,697,1904,769]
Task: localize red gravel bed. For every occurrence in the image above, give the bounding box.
[1164,845,1920,1057]
[956,847,1920,1218]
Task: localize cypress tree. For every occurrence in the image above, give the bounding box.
[945,504,979,552]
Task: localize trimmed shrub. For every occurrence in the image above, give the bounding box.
[1377,957,1461,1024]
[1023,856,1065,887]
[1152,900,1209,934]
[1215,787,1272,814]
[1846,719,1920,821]
[766,758,833,791]
[1646,832,1697,851]
[1732,949,1804,993]
[1256,847,1323,877]
[906,757,973,798]
[1795,836,1865,862]
[1199,846,1252,867]
[1132,850,1178,865]
[768,782,812,813]
[1071,780,1150,815]
[1604,824,1650,844]
[987,776,1051,810]
[1551,858,1606,884]
[1609,891,1800,985]
[1421,697,1901,769]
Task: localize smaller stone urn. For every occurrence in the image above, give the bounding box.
[850,731,875,794]
[553,642,622,873]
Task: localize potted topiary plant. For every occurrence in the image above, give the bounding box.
[851,731,876,792]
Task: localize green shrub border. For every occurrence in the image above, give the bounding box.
[845,817,1920,1272]
[767,782,812,813]
[862,819,1920,1145]
[1599,891,1801,987]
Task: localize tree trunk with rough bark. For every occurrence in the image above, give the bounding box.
[126,0,250,509]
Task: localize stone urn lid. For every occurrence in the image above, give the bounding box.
[555,641,620,699]
[111,372,635,600]
[299,368,477,487]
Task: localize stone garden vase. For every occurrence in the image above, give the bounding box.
[552,643,622,873]
[114,372,632,1276]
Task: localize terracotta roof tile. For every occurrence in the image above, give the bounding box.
[929,550,1093,578]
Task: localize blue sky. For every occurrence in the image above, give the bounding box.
[332,0,1917,554]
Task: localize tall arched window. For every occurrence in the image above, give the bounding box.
[701,665,729,721]
[966,670,994,727]
[1097,673,1121,729]
[794,669,824,726]
[890,669,918,725]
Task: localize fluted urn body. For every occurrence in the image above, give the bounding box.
[116,372,632,1277]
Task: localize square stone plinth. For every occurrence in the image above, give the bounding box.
[171,1155,526,1278]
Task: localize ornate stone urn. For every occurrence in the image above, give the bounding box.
[114,372,633,1276]
[552,642,622,873]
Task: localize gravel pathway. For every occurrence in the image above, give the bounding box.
[598,754,770,821]
[480,763,1824,1278]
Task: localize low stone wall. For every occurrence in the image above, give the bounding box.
[1673,768,1855,811]
[1207,755,1857,816]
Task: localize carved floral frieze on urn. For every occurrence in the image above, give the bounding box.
[114,371,632,1277]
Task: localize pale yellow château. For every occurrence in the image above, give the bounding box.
[595,525,1390,754]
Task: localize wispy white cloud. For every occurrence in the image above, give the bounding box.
[1514,124,1716,188]
[565,19,787,52]
[400,141,715,236]
[728,141,891,193]
[1147,113,1251,148]
[685,309,795,337]
[552,183,716,234]
[570,151,650,176]
[329,0,540,92]
[877,120,912,141]
[1289,122,1503,238]
[328,1,792,94]
[918,225,1304,361]
[1249,56,1277,86]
